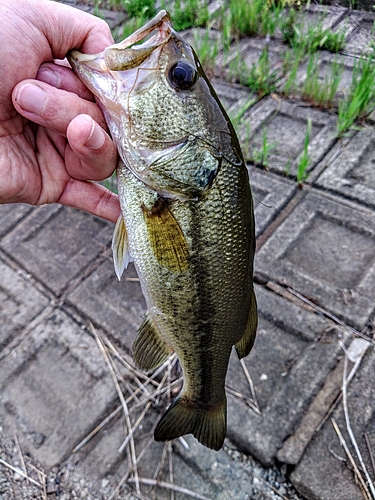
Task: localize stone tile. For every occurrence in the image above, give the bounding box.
[316,129,375,209]
[211,79,256,118]
[72,409,283,500]
[0,256,49,350]
[1,205,112,296]
[0,204,34,238]
[0,309,117,468]
[226,36,285,80]
[67,260,146,352]
[255,190,375,330]
[239,97,336,178]
[248,168,296,237]
[295,51,355,106]
[226,284,349,466]
[345,10,375,56]
[291,345,375,500]
[298,5,348,33]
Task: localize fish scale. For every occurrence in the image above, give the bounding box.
[69,10,257,451]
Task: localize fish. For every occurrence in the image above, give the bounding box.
[68,10,257,451]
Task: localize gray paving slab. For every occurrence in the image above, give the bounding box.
[294,51,355,107]
[298,5,348,32]
[291,345,375,500]
[0,205,112,296]
[239,97,337,178]
[249,168,297,237]
[345,9,375,56]
[66,407,296,500]
[211,79,256,119]
[0,309,117,469]
[226,283,350,467]
[255,189,375,330]
[0,255,49,349]
[67,259,146,352]
[0,204,34,238]
[316,129,375,209]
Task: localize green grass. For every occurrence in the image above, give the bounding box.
[228,0,284,38]
[192,29,219,76]
[252,128,277,168]
[337,53,375,136]
[246,46,279,95]
[296,118,312,185]
[122,0,155,17]
[281,11,346,53]
[163,0,209,31]
[301,55,343,109]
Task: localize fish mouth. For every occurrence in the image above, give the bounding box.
[116,10,172,49]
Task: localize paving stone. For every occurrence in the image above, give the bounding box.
[298,5,348,33]
[0,204,34,238]
[316,129,375,209]
[70,407,284,500]
[239,97,336,178]
[1,205,112,296]
[0,309,117,468]
[0,256,49,350]
[344,10,375,56]
[295,51,355,106]
[211,79,256,119]
[249,168,297,237]
[255,190,375,330]
[226,283,349,466]
[291,345,375,500]
[67,259,146,352]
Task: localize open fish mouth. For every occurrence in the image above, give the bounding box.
[69,10,172,71]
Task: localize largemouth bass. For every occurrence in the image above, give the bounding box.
[68,11,257,451]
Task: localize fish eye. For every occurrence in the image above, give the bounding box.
[168,61,197,90]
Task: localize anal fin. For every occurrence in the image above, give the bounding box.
[133,314,172,371]
[235,287,258,359]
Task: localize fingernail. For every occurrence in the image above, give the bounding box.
[85,118,106,150]
[16,83,46,113]
[37,67,60,88]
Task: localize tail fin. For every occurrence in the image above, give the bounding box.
[154,397,226,451]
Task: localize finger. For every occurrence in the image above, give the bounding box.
[66,114,117,181]
[36,62,94,101]
[12,80,107,134]
[58,178,121,223]
[35,0,114,56]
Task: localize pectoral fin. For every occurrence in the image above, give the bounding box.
[235,288,258,359]
[133,314,172,371]
[142,198,189,274]
[112,215,132,280]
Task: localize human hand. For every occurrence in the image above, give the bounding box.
[1,0,120,222]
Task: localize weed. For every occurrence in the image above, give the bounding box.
[282,9,346,54]
[252,128,277,168]
[192,29,219,76]
[337,53,375,136]
[296,118,312,184]
[282,46,304,96]
[163,0,209,31]
[301,55,343,109]
[122,0,155,18]
[246,46,279,95]
[228,0,283,38]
